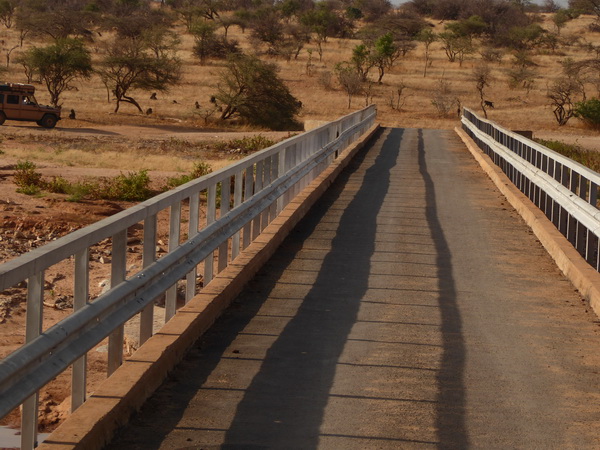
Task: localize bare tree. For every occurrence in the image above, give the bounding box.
[417,27,436,77]
[472,64,492,118]
[389,81,409,111]
[547,77,583,125]
[431,78,456,117]
[335,62,363,108]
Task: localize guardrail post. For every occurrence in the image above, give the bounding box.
[232,172,244,260]
[71,248,89,412]
[261,159,271,231]
[108,229,127,376]
[165,202,182,321]
[270,154,279,221]
[218,178,231,273]
[558,165,570,234]
[204,183,217,284]
[276,149,286,214]
[140,214,157,345]
[242,166,254,250]
[252,161,264,240]
[186,193,200,302]
[21,271,44,450]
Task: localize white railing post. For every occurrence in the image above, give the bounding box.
[204,183,217,284]
[140,214,157,345]
[71,249,89,412]
[21,271,44,450]
[108,230,127,376]
[186,193,200,302]
[218,178,231,273]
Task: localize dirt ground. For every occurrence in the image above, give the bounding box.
[0,116,598,436]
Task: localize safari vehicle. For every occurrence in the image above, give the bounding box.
[0,83,61,128]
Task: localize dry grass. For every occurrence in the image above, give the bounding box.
[0,11,598,151]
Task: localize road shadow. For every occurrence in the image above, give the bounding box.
[220,128,402,448]
[417,129,468,449]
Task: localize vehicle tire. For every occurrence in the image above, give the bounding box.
[40,114,57,129]
[0,112,5,125]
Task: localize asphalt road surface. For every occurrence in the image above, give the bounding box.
[108,128,600,449]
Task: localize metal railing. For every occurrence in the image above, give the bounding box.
[462,107,600,270]
[0,105,376,449]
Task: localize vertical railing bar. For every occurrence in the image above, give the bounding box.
[232,171,243,260]
[218,178,231,273]
[252,161,264,240]
[261,157,272,231]
[270,154,279,221]
[139,214,157,345]
[242,166,254,250]
[107,229,127,376]
[21,271,44,450]
[71,248,89,412]
[186,193,200,302]
[277,148,286,214]
[204,183,217,284]
[165,202,181,322]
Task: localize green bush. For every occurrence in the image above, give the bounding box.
[16,184,42,195]
[13,160,43,190]
[574,98,600,128]
[165,161,213,189]
[45,176,72,194]
[12,162,156,201]
[96,170,152,201]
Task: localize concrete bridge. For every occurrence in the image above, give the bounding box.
[3,108,600,448]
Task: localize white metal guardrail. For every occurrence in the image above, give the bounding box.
[0,105,376,449]
[462,107,600,270]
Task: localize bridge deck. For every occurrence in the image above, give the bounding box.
[108,128,600,448]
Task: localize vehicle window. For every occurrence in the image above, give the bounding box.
[7,95,19,105]
[0,94,4,105]
[23,96,33,105]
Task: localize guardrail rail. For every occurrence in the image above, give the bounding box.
[462,107,600,271]
[0,105,377,449]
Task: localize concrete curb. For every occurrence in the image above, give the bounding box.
[39,124,381,450]
[455,126,600,319]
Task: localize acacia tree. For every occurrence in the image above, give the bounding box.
[23,38,92,106]
[472,63,492,118]
[417,27,436,77]
[547,77,583,125]
[214,54,302,130]
[98,36,181,113]
[0,0,16,28]
[569,0,600,20]
[335,62,362,108]
[371,33,402,83]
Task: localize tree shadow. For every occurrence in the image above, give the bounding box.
[221,128,402,448]
[108,128,390,449]
[417,129,468,449]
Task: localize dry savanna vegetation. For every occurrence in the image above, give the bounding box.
[0,0,598,154]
